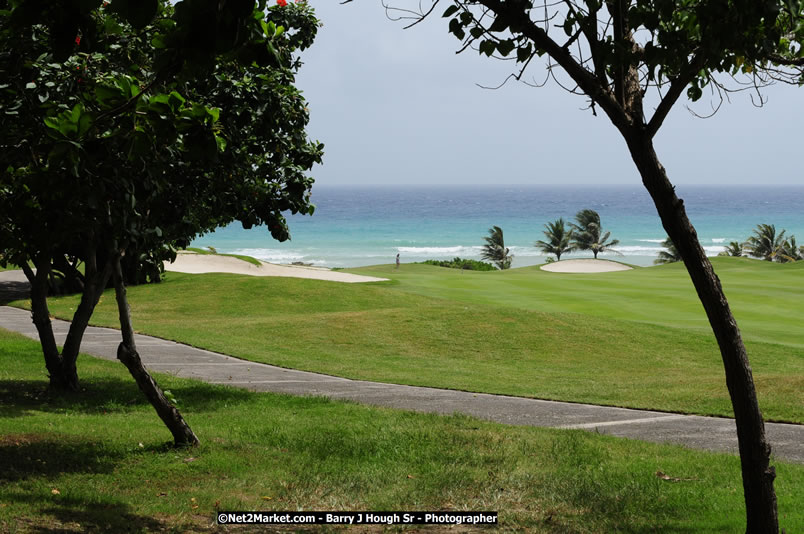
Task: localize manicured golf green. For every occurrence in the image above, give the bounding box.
[1,329,802,532]
[25,257,804,423]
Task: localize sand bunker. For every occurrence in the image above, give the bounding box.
[539,259,633,273]
[166,252,388,283]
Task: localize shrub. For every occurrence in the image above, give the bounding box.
[419,257,497,271]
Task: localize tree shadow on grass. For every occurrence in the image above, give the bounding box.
[0,376,253,418]
[0,435,121,483]
[4,491,169,533]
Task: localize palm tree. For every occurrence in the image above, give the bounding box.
[744,224,787,261]
[780,236,802,263]
[570,208,620,259]
[654,236,682,265]
[535,218,573,261]
[718,241,745,257]
[481,226,513,270]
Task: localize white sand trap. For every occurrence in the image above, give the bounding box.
[540,259,633,273]
[166,252,388,283]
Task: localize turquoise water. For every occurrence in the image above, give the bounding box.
[191,185,804,268]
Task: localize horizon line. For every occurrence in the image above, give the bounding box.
[311,182,804,188]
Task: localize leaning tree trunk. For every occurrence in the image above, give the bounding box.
[626,132,777,533]
[112,256,200,447]
[58,255,114,390]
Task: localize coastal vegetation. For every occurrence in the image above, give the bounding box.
[570,210,620,259]
[654,237,683,265]
[719,241,746,258]
[480,226,513,269]
[419,257,496,271]
[2,328,803,532]
[535,218,574,261]
[744,224,802,263]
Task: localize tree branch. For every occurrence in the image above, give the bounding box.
[645,52,706,139]
[474,0,630,132]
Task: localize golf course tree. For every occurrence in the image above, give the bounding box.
[366,0,804,529]
[0,0,323,446]
[535,218,573,261]
[654,237,682,265]
[481,225,513,269]
[570,209,620,259]
[744,224,791,262]
[718,241,746,258]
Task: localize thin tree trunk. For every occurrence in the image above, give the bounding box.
[112,256,200,447]
[626,132,778,533]
[23,259,72,390]
[59,258,114,391]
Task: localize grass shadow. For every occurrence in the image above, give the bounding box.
[0,376,254,418]
[3,491,169,533]
[0,435,121,482]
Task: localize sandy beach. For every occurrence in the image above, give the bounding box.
[539,259,633,273]
[166,252,388,283]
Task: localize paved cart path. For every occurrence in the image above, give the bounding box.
[0,287,801,465]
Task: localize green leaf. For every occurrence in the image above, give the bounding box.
[96,84,125,106]
[448,18,465,40]
[489,17,508,33]
[479,40,496,57]
[686,85,702,101]
[497,39,515,57]
[77,110,93,137]
[25,82,36,89]
[442,5,459,18]
[168,91,186,111]
[517,43,532,63]
[215,134,227,152]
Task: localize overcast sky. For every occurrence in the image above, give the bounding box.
[295,1,803,187]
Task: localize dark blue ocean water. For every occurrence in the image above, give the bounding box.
[191,185,804,267]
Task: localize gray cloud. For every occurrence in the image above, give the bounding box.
[296,1,804,186]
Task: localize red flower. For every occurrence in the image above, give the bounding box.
[277,0,287,6]
[75,35,81,45]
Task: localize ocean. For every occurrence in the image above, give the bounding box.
[190,185,804,268]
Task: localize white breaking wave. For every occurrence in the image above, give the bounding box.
[231,248,305,263]
[711,238,726,243]
[614,245,726,255]
[396,246,483,255]
[637,239,666,243]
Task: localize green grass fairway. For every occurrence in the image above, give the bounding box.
[351,257,804,349]
[1,329,802,532]
[28,258,804,423]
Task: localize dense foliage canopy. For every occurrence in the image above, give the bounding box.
[0,0,322,276]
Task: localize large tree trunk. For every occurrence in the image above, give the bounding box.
[626,132,778,533]
[112,256,200,447]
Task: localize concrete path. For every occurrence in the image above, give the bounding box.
[1,304,802,464]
